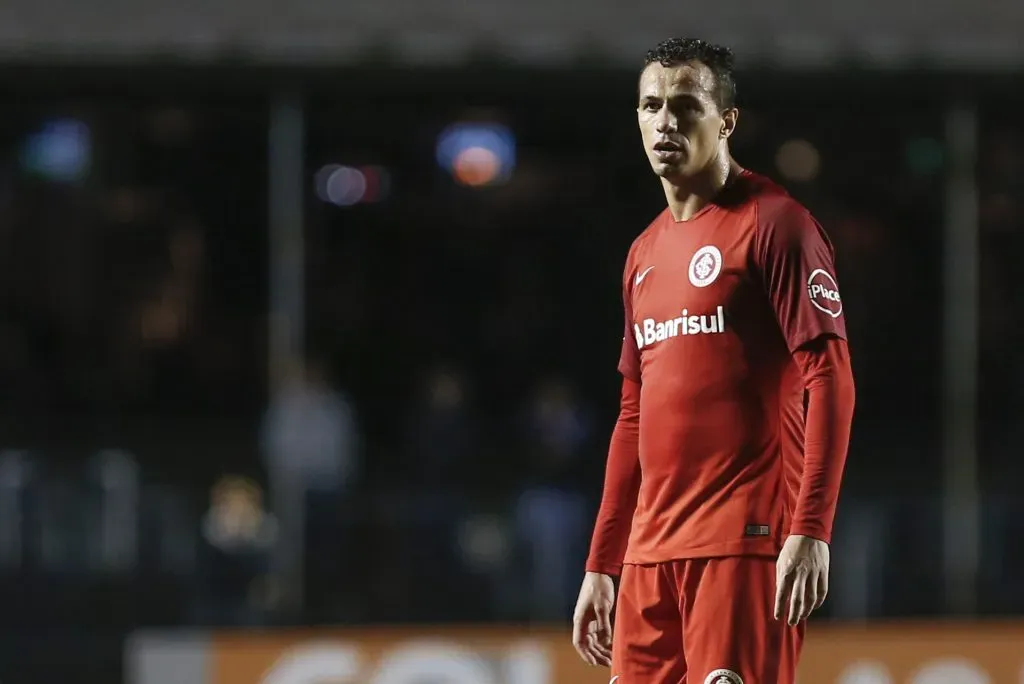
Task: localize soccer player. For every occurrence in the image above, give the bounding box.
[571,38,856,684]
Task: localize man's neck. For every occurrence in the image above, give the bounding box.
[663,154,744,222]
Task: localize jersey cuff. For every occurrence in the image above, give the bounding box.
[585,559,622,576]
[787,523,832,544]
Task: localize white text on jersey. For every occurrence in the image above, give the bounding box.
[635,306,726,349]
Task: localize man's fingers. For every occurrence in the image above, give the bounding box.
[576,628,610,667]
[590,609,613,667]
[815,571,829,609]
[595,605,613,646]
[571,613,584,649]
[572,637,594,666]
[802,574,818,621]
[788,570,806,625]
[574,619,610,667]
[572,612,594,665]
[588,634,612,667]
[572,615,611,668]
[575,630,596,666]
[774,567,794,620]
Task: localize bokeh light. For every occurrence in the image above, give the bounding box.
[314,164,391,206]
[436,121,516,186]
[775,138,821,182]
[20,118,91,182]
[453,146,501,187]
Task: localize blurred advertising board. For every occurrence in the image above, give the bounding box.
[127,624,1024,684]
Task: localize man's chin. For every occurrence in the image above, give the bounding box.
[652,162,688,180]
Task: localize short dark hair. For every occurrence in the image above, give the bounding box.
[643,38,737,109]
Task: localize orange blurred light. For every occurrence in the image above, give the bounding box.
[453,146,500,187]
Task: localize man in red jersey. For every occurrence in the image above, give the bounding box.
[571,38,856,684]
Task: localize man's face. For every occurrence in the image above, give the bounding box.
[637,61,737,180]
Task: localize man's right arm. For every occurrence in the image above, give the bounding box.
[585,281,643,576]
[572,256,643,664]
[585,376,641,576]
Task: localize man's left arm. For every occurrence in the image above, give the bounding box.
[755,197,856,624]
[790,336,855,543]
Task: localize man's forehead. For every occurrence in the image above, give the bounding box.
[639,61,715,97]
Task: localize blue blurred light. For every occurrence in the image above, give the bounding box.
[436,122,516,186]
[21,118,91,183]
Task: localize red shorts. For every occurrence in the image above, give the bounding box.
[611,557,804,684]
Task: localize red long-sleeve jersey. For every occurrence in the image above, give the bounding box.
[586,171,855,574]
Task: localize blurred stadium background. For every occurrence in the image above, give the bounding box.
[0,0,1022,682]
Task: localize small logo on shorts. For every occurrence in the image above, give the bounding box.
[704,669,743,684]
[744,524,770,537]
[609,677,620,684]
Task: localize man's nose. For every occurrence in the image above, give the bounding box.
[655,109,676,133]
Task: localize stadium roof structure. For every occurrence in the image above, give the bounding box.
[1,0,1022,70]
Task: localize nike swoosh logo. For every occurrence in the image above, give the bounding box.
[609,677,620,684]
[635,266,654,285]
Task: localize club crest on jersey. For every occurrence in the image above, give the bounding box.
[704,669,743,684]
[688,245,723,288]
[807,268,842,318]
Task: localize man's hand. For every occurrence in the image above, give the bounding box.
[572,571,615,667]
[774,534,830,625]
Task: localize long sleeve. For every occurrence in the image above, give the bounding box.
[753,192,854,543]
[789,336,856,542]
[585,377,642,575]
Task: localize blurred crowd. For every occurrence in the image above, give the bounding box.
[0,71,1021,633]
